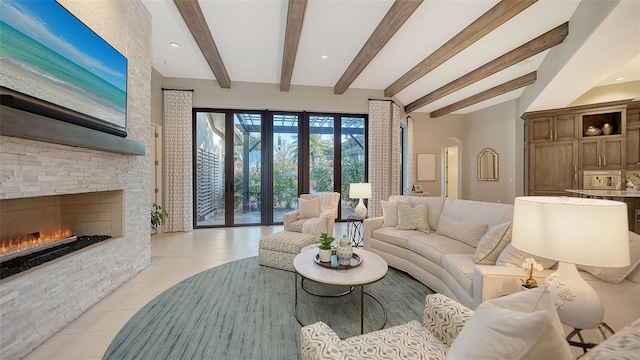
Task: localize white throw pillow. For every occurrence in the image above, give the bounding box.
[297,197,320,219]
[380,198,410,227]
[395,203,430,233]
[578,231,640,283]
[435,214,488,247]
[496,243,557,270]
[474,222,512,265]
[448,286,573,360]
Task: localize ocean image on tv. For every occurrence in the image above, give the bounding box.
[0,0,127,129]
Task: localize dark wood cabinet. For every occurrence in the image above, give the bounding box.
[524,100,636,196]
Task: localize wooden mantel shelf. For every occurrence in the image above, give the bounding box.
[0,105,145,156]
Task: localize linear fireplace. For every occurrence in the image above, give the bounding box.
[0,190,123,278]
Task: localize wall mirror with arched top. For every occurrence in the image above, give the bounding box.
[477,148,499,181]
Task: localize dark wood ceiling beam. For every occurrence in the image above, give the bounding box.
[174,0,231,88]
[405,22,568,113]
[333,0,423,95]
[430,72,537,118]
[385,0,537,97]
[280,0,308,92]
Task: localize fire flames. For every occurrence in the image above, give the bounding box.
[0,229,72,257]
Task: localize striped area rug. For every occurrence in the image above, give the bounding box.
[104,256,433,359]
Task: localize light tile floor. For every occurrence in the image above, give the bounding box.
[23,224,348,360]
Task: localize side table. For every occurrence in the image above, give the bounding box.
[347,214,365,247]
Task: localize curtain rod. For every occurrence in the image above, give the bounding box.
[161,88,194,92]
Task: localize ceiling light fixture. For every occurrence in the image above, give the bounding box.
[615,77,626,81]
[321,55,328,60]
[170,42,180,48]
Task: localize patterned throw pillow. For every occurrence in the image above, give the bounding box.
[395,203,430,233]
[435,214,488,247]
[577,231,640,283]
[380,198,410,227]
[496,243,557,270]
[474,222,512,265]
[297,197,319,219]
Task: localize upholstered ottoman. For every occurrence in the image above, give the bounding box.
[259,231,317,271]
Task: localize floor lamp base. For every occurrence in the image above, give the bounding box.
[566,323,615,354]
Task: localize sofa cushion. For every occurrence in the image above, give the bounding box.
[580,317,640,360]
[297,197,319,219]
[435,214,488,247]
[578,231,640,283]
[441,197,514,228]
[448,286,573,360]
[372,227,423,249]
[442,254,475,296]
[380,198,411,227]
[342,320,448,360]
[407,233,475,267]
[474,221,512,265]
[395,203,430,232]
[496,243,557,270]
[410,196,447,231]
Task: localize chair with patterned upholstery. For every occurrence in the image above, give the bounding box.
[258,192,340,271]
[283,192,340,239]
[300,287,609,360]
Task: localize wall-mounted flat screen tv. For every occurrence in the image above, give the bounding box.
[0,0,128,137]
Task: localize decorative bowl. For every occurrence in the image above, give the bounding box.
[584,126,602,136]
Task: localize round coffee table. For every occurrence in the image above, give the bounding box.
[293,244,388,335]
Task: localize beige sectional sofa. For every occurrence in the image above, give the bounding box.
[363,195,640,332]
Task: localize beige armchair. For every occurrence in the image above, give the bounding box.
[284,192,340,239]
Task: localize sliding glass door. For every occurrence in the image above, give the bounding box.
[309,115,334,193]
[233,113,262,225]
[194,109,366,227]
[272,113,299,223]
[194,110,262,227]
[340,116,366,219]
[194,111,226,226]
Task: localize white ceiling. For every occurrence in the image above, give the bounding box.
[143,0,640,115]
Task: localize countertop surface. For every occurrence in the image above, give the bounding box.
[566,189,640,198]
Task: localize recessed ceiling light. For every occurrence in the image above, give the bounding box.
[321,55,328,60]
[170,42,179,48]
[615,77,626,81]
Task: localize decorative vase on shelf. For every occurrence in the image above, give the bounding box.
[601,123,613,135]
[336,234,353,266]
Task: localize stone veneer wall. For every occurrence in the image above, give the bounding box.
[0,1,151,359]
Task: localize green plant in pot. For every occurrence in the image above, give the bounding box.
[318,232,335,262]
[151,203,169,233]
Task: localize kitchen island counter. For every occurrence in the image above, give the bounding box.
[566,189,640,234]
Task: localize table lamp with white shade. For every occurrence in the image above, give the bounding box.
[511,196,629,330]
[349,183,372,219]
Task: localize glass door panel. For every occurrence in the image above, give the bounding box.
[272,113,299,223]
[340,116,366,219]
[195,112,226,226]
[233,113,262,225]
[309,115,334,193]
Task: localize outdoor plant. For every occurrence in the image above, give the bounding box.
[318,232,335,250]
[151,203,169,232]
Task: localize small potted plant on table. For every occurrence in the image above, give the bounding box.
[521,257,543,290]
[318,232,335,262]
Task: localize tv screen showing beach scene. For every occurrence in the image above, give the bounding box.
[0,0,127,133]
